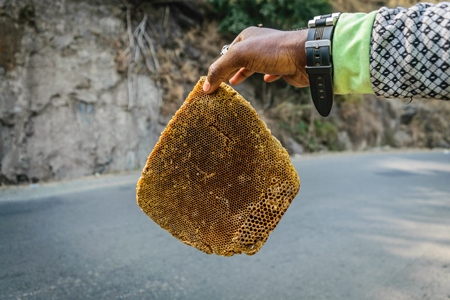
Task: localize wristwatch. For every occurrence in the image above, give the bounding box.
[305,13,341,117]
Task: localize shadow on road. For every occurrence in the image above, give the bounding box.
[0,152,449,300]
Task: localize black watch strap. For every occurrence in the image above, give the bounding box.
[305,13,340,117]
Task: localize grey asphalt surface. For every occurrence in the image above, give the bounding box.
[1,151,450,300]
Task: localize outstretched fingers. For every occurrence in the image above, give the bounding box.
[229,68,255,85]
[264,74,281,83]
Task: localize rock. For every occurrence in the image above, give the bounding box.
[98,17,122,37]
[393,130,413,147]
[286,137,304,155]
[338,131,352,150]
[400,104,417,125]
[70,90,97,103]
[436,141,450,149]
[0,0,163,184]
[84,51,121,91]
[52,34,74,50]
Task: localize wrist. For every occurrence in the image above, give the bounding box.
[287,29,309,84]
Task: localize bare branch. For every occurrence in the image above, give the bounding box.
[126,7,135,49]
[143,31,160,71]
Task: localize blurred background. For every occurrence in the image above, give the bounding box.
[0,0,447,185]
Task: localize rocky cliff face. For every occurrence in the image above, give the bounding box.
[264,93,450,155]
[0,0,219,184]
[0,0,449,185]
[1,1,159,183]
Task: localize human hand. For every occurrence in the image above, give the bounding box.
[203,27,309,94]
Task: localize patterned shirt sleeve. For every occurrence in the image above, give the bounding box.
[370,2,450,100]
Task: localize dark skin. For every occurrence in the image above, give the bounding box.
[203,27,310,94]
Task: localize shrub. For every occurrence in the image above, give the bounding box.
[208,0,332,34]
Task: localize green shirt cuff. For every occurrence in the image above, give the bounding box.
[332,11,378,94]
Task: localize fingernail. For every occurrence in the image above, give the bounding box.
[203,80,211,93]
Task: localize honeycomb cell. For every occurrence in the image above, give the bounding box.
[136,77,300,256]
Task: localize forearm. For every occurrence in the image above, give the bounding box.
[333,2,450,100]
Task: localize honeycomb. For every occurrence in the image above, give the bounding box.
[136,77,300,256]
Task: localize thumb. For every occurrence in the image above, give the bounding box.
[203,55,240,94]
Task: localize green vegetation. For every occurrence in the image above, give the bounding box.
[335,94,363,104]
[208,0,332,34]
[274,102,342,152]
[314,119,340,151]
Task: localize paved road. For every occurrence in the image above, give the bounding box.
[1,151,450,300]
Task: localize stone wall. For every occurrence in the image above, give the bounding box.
[0,0,163,184]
